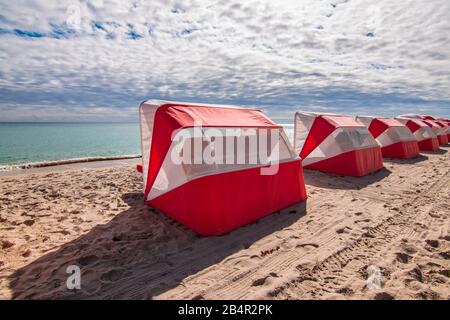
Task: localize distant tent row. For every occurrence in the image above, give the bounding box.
[356,116,419,159]
[138,100,449,236]
[395,118,439,151]
[398,114,449,146]
[293,112,383,176]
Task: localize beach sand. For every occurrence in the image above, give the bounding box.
[0,148,449,300]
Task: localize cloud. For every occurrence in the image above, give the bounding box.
[0,0,449,121]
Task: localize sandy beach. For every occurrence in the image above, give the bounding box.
[0,148,448,300]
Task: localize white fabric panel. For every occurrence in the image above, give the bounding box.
[394,117,409,125]
[414,127,436,141]
[303,127,378,166]
[147,141,189,201]
[294,112,317,154]
[431,125,445,136]
[439,124,450,134]
[376,126,416,147]
[139,102,158,191]
[355,116,373,127]
[280,128,297,159]
[147,127,296,201]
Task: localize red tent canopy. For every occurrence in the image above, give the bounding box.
[139,100,307,236]
[357,116,419,159]
[294,112,383,176]
[396,117,439,151]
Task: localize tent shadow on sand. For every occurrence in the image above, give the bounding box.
[303,167,392,190]
[8,193,306,300]
[382,154,429,165]
[420,148,448,155]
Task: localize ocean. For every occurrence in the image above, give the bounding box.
[0,122,141,167]
[0,122,295,167]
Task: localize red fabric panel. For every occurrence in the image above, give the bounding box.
[437,134,448,145]
[136,164,143,173]
[163,104,280,128]
[148,160,307,236]
[418,138,439,151]
[434,121,446,128]
[304,146,383,177]
[300,116,335,159]
[381,141,420,159]
[405,119,424,133]
[368,119,388,139]
[422,120,440,129]
[323,115,365,128]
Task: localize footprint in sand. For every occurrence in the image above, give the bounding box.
[395,252,412,264]
[424,239,439,251]
[438,251,449,260]
[373,292,395,300]
[260,246,280,257]
[21,249,32,257]
[336,226,351,234]
[1,239,15,249]
[22,219,35,226]
[77,254,99,267]
[335,287,354,296]
[296,243,319,251]
[100,268,125,282]
[251,272,279,287]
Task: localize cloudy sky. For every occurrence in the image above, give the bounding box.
[0,0,449,122]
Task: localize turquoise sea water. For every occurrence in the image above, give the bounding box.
[0,122,296,167]
[0,123,141,166]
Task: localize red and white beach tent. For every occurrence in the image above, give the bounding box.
[434,120,450,141]
[293,112,383,176]
[399,114,448,146]
[395,117,439,151]
[437,117,450,139]
[356,116,419,159]
[423,120,448,145]
[139,100,307,236]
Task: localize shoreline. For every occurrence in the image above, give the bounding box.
[0,155,141,171]
[0,155,142,177]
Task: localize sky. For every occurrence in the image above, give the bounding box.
[0,0,449,122]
